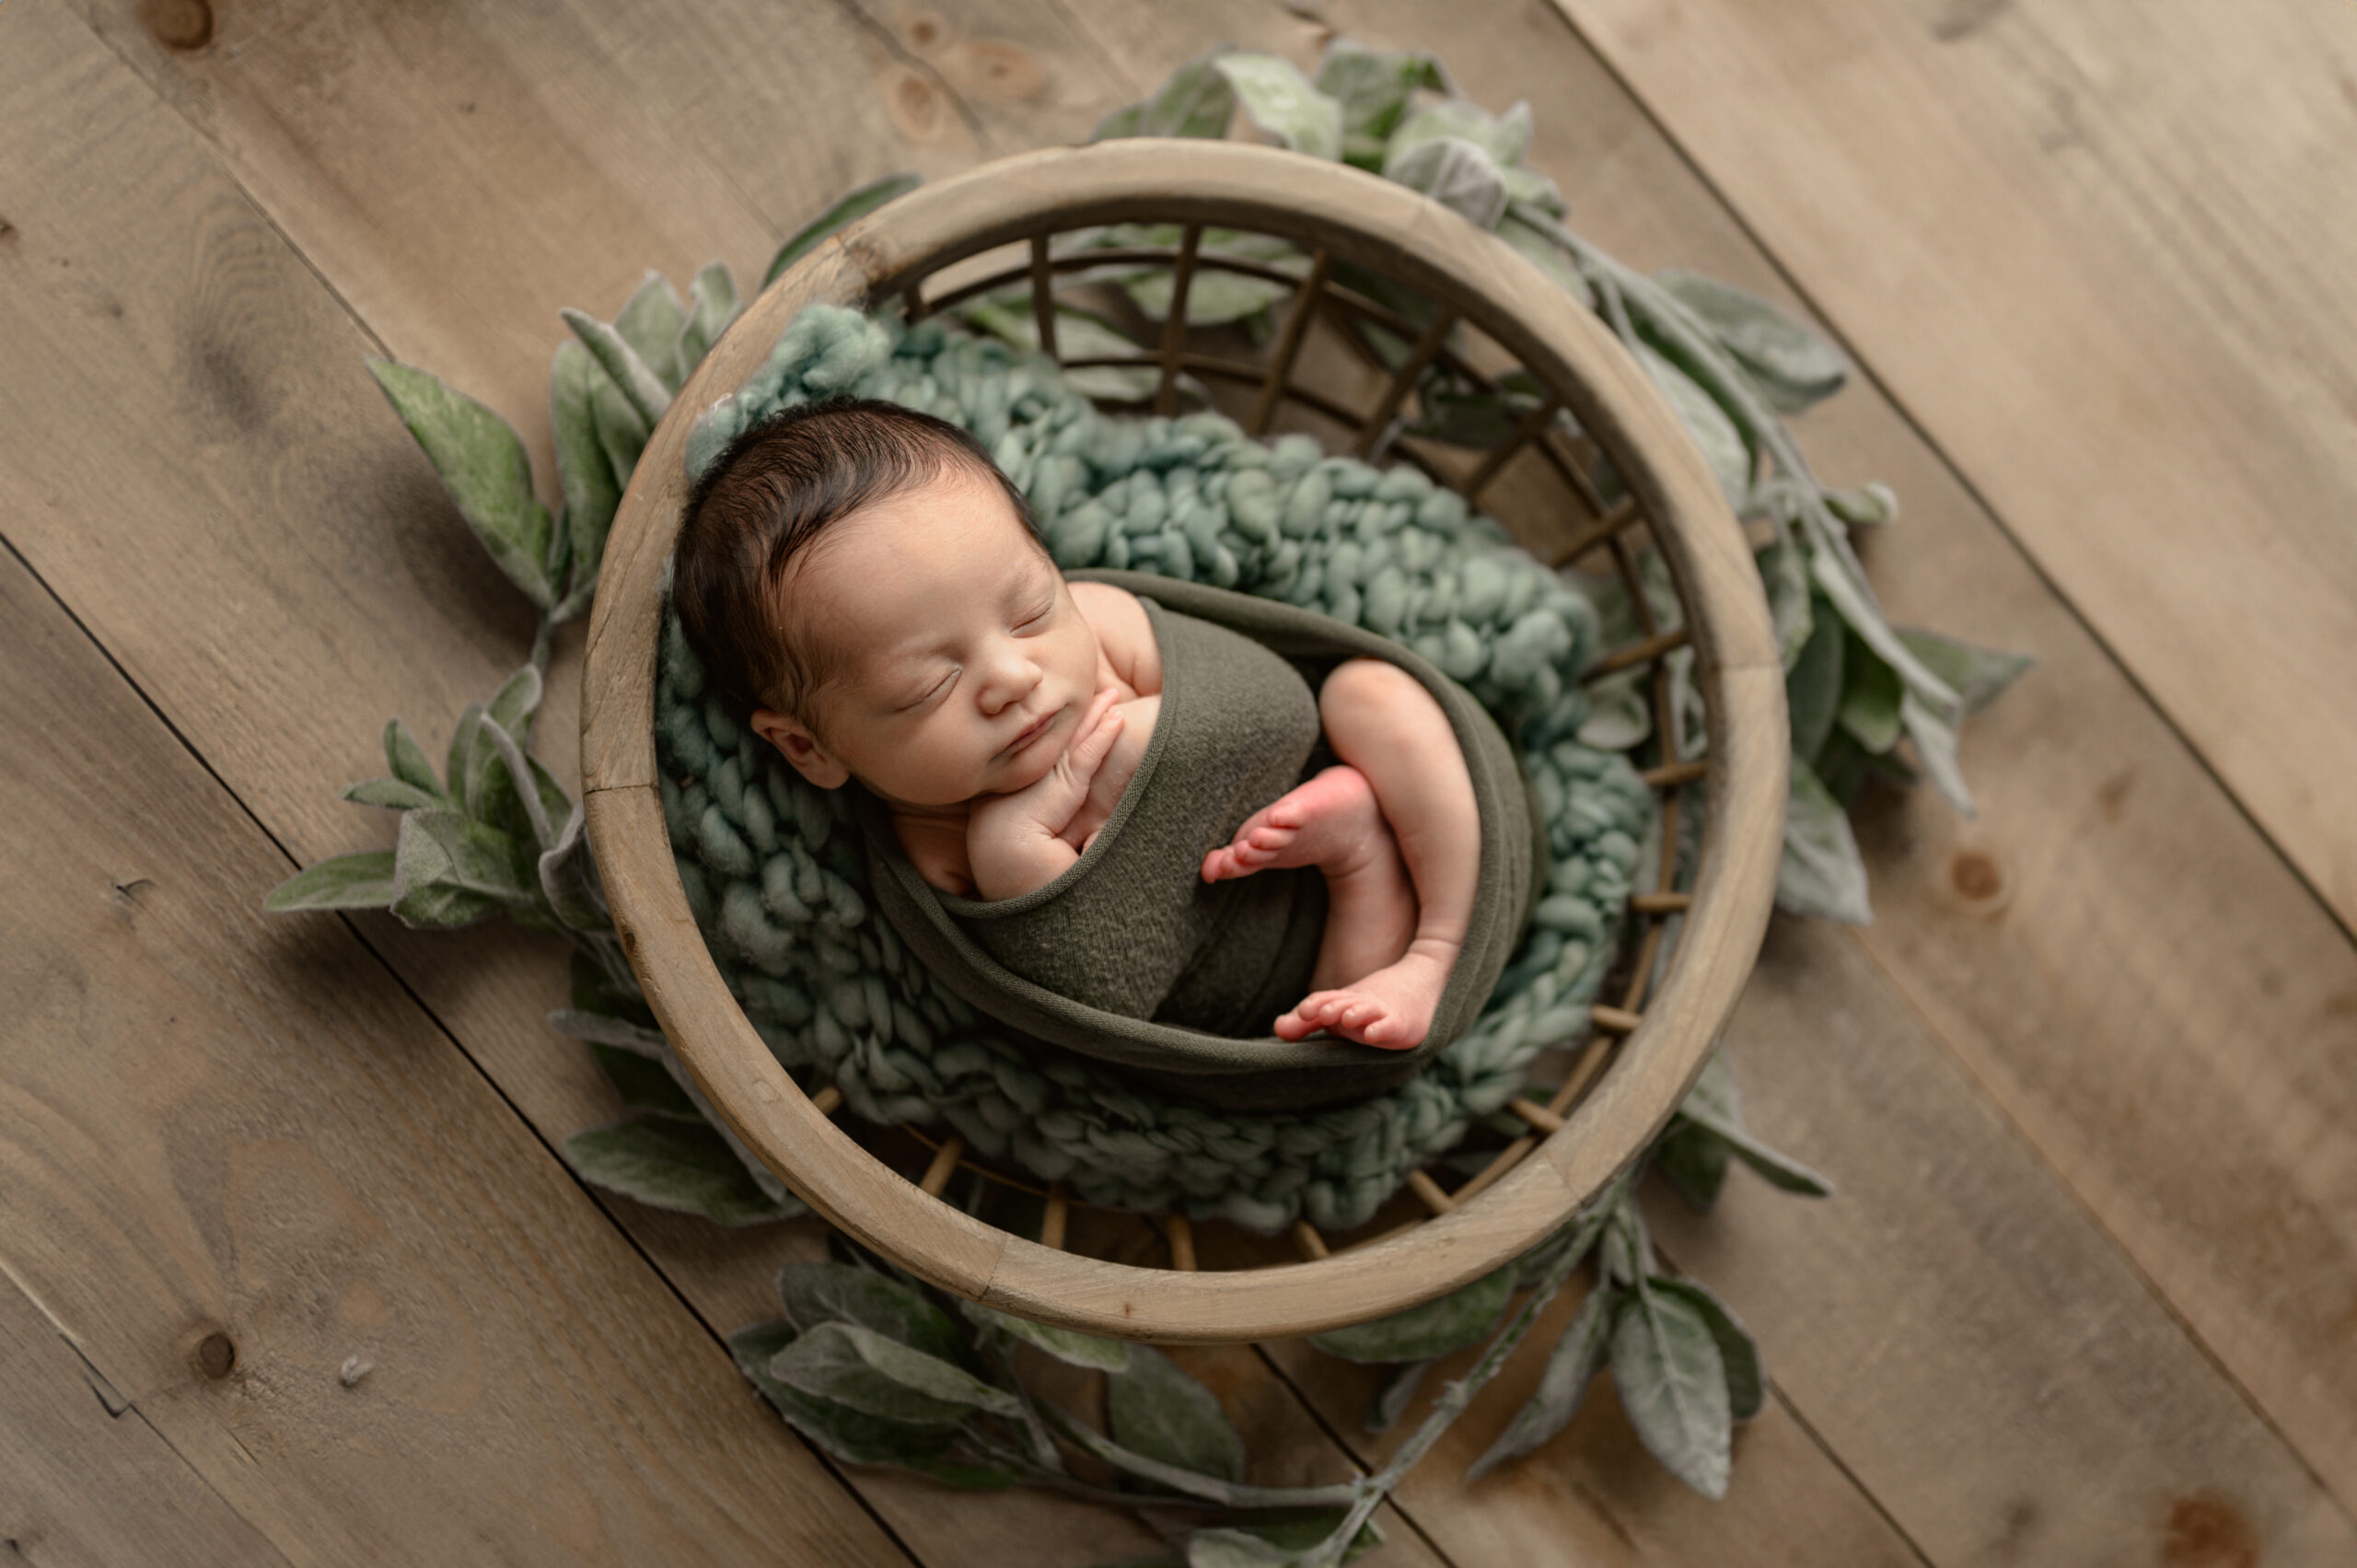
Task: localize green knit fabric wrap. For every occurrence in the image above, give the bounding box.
[655,304,1651,1233]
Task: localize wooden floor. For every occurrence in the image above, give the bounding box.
[5,0,2353,1562]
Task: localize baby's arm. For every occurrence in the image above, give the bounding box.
[968,691,1127,900]
[1068,581,1163,698]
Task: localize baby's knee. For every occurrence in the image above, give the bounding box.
[1319,657,1438,735]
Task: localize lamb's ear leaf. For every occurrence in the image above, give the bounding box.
[1785,600,1845,764]
[1636,343,1750,507]
[763,172,922,289]
[1387,98,1531,168]
[1315,39,1447,149]
[1654,269,1848,412]
[1837,632,1905,753]
[677,261,742,374]
[1089,102,1144,142]
[565,1118,802,1225]
[779,1261,968,1366]
[366,360,554,609]
[1107,1345,1246,1483]
[393,807,536,902]
[612,270,687,390]
[1185,1512,1385,1567]
[1383,134,1509,230]
[340,776,445,811]
[727,1320,959,1467]
[1673,1098,1835,1197]
[1364,1358,1434,1433]
[550,340,621,596]
[444,703,483,814]
[1467,1283,1617,1478]
[1650,1278,1764,1422]
[1138,50,1237,138]
[539,802,610,933]
[961,1299,1131,1372]
[559,308,673,427]
[1654,1121,1732,1211]
[1309,1262,1513,1364]
[1610,1280,1731,1498]
[383,717,445,797]
[1896,627,2033,716]
[1211,53,1344,160]
[263,851,400,912]
[588,1043,702,1121]
[487,662,543,744]
[1776,760,1873,925]
[771,1322,1018,1424]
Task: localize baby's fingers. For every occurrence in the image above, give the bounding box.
[1063,704,1125,781]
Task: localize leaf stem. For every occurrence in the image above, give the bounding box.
[1037,1400,1362,1511]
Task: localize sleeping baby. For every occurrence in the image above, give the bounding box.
[674,398,1482,1051]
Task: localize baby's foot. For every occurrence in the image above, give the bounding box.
[1273,947,1456,1051]
[1202,766,1388,883]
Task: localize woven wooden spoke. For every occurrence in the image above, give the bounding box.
[581,142,1782,1341]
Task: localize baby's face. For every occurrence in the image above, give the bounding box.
[758,464,1102,809]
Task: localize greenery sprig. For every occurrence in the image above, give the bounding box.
[261,35,2027,1565]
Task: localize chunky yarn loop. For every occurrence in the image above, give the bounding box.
[654,305,1651,1233]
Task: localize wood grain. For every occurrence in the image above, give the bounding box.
[1548,0,2357,933]
[0,494,908,1564]
[0,1282,293,1568]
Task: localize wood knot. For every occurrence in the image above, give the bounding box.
[1948,848,2006,905]
[194,1330,236,1379]
[881,64,945,141]
[951,41,1046,102]
[2161,1491,2258,1568]
[903,13,944,50]
[139,0,215,52]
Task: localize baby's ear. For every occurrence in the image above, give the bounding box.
[749,708,850,790]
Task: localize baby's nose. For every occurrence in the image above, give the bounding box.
[976,641,1042,713]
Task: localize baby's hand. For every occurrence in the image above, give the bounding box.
[968,691,1125,899]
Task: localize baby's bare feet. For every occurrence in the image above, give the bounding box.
[1202,766,1388,883]
[1272,947,1455,1051]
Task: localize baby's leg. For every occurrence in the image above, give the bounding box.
[1202,764,1418,999]
[1203,658,1479,1049]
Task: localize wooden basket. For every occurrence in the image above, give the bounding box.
[581,140,1784,1342]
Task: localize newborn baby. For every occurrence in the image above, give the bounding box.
[675,398,1481,1050]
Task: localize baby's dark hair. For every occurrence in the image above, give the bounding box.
[675,397,1039,718]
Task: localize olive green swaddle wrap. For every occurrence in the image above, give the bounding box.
[856,572,1547,1113]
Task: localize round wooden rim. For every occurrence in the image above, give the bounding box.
[581,140,1784,1342]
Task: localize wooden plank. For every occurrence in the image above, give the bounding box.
[0,7,1449,1563]
[0,503,908,1565]
[1651,924,2357,1564]
[0,1281,294,1568]
[1546,0,2357,932]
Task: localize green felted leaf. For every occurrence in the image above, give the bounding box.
[567,1118,800,1225]
[677,261,741,375]
[340,776,444,811]
[780,1261,969,1367]
[383,716,444,797]
[1675,1098,1833,1197]
[1317,40,1447,147]
[1496,212,1593,305]
[559,308,673,427]
[958,296,1163,401]
[366,360,555,610]
[612,270,687,390]
[1089,101,1144,142]
[539,801,609,933]
[589,375,651,491]
[962,1299,1131,1372]
[1185,1513,1383,1568]
[1514,1204,1608,1292]
[770,1322,1017,1426]
[1308,1262,1513,1363]
[1902,689,1976,816]
[1212,53,1343,160]
[1501,163,1566,218]
[1468,1282,1617,1478]
[1387,98,1532,168]
[1610,1279,1731,1498]
[569,947,656,1028]
[1655,269,1847,413]
[1808,546,1958,714]
[910,1456,1024,1491]
[386,877,501,930]
[550,340,621,601]
[1364,1358,1433,1433]
[1837,630,1904,752]
[1121,267,1295,328]
[1655,1121,1732,1211]
[1897,627,2032,716]
[1827,481,1898,527]
[589,1042,702,1120]
[487,662,542,745]
[263,850,400,912]
[444,703,483,814]
[1636,344,1750,507]
[728,1319,958,1467]
[763,172,923,289]
[1776,760,1873,924]
[393,807,537,912]
[1137,51,1237,138]
[1784,599,1845,764]
[1651,1278,1763,1422]
[1408,377,1546,448]
[1577,669,1651,750]
[1383,134,1509,230]
[1756,537,1815,669]
[1107,1345,1246,1483]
